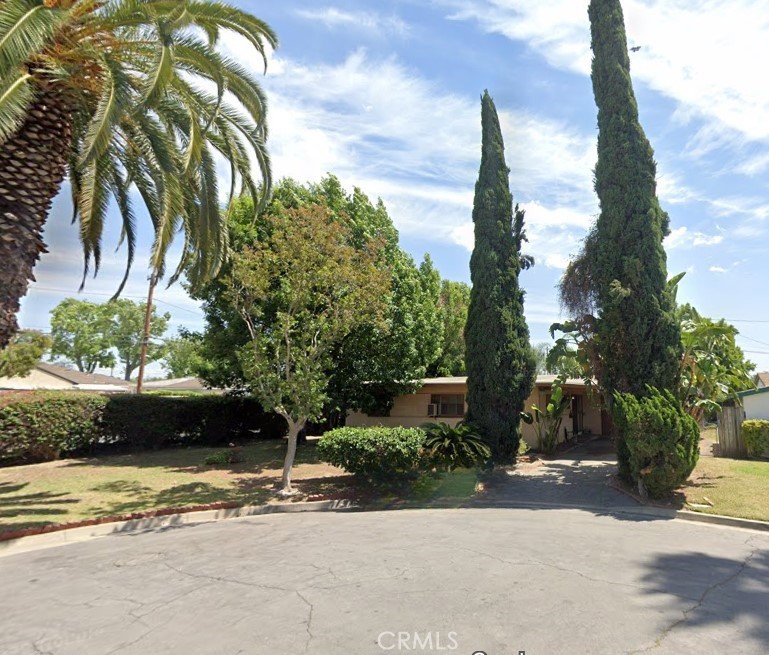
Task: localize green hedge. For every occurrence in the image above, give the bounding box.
[613,387,700,499]
[742,420,769,459]
[316,426,426,482]
[0,392,108,463]
[0,392,286,465]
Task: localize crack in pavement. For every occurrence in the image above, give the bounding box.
[295,591,315,653]
[456,546,649,594]
[628,540,762,654]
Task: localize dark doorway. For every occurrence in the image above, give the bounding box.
[571,395,583,435]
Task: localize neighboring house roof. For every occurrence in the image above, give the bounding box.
[35,363,129,387]
[142,377,214,392]
[738,386,769,399]
[419,375,589,388]
[0,362,129,392]
[754,372,769,388]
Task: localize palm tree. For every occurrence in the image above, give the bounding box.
[0,0,277,348]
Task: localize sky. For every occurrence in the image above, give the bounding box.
[18,0,769,376]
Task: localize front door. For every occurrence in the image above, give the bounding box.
[571,395,583,435]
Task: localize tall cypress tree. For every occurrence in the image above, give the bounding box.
[465,91,536,463]
[561,0,681,477]
[587,0,681,395]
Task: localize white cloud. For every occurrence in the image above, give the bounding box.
[709,265,728,273]
[664,226,725,249]
[209,47,600,269]
[440,0,769,154]
[294,7,410,37]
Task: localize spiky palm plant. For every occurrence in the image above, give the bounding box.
[0,0,277,348]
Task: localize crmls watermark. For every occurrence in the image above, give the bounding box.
[377,632,459,651]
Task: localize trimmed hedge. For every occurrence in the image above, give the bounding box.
[316,426,426,482]
[613,387,700,499]
[0,392,108,463]
[742,420,769,459]
[0,392,286,465]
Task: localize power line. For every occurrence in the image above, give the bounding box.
[738,334,769,348]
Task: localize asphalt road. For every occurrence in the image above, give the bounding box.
[1,507,767,655]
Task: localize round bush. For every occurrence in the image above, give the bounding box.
[613,387,699,499]
[317,426,426,482]
[742,420,769,459]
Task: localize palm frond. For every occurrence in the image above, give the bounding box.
[183,1,278,68]
[79,56,131,165]
[0,71,34,145]
[0,0,66,79]
[77,148,113,285]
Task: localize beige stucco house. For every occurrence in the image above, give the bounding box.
[347,375,610,449]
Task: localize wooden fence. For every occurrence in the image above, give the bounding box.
[717,403,746,457]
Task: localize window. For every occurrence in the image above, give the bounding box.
[429,394,465,417]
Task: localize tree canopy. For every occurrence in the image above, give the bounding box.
[49,297,168,380]
[226,203,389,493]
[192,175,445,418]
[0,329,50,378]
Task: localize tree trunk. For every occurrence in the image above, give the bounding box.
[280,417,307,496]
[0,87,73,349]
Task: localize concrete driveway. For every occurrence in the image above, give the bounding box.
[482,437,640,510]
[1,507,767,655]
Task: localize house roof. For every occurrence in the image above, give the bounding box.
[738,386,769,399]
[35,363,129,388]
[419,375,588,388]
[754,372,769,388]
[143,377,208,391]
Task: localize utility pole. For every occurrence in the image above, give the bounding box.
[135,271,158,394]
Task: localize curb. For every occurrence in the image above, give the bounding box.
[672,509,769,532]
[0,498,360,558]
[606,475,769,532]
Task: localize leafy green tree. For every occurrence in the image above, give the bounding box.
[677,304,755,421]
[0,0,276,349]
[50,299,116,373]
[560,0,681,477]
[162,330,205,379]
[0,330,50,378]
[428,280,471,377]
[193,175,443,417]
[465,91,536,462]
[226,204,389,494]
[109,299,170,381]
[49,297,168,380]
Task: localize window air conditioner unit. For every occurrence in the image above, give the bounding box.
[427,403,438,417]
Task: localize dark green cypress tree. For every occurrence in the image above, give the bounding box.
[465,91,536,463]
[581,0,682,475]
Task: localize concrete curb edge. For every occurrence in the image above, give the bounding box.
[0,498,360,558]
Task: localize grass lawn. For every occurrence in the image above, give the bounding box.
[680,455,769,522]
[0,439,484,534]
[0,439,353,534]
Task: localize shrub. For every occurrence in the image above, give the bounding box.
[204,447,244,466]
[742,420,769,459]
[0,392,287,465]
[613,387,699,499]
[0,392,107,463]
[317,426,426,482]
[422,421,491,470]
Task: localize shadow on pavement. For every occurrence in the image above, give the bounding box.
[639,547,769,649]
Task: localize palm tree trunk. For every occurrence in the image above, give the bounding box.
[0,88,73,349]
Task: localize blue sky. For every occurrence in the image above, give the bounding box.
[19,0,769,375]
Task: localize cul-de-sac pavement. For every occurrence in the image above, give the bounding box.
[1,503,767,655]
